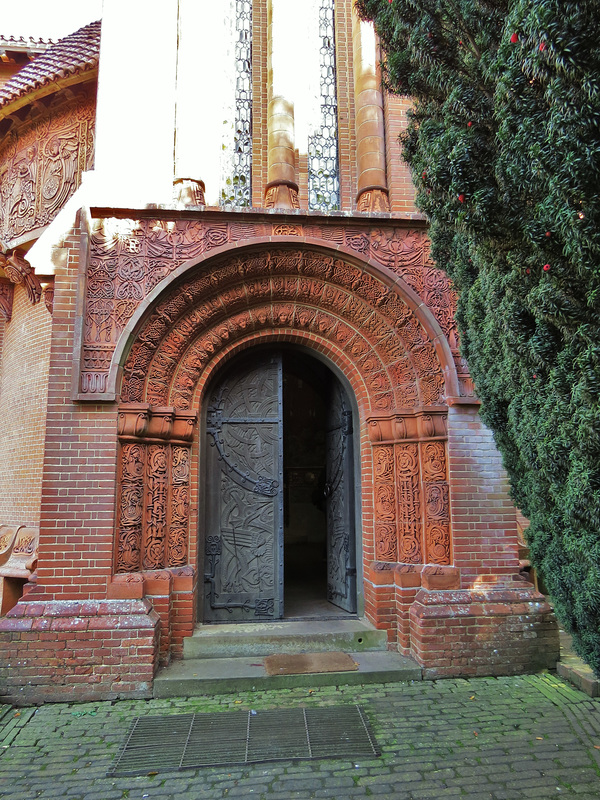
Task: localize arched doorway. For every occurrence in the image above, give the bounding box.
[201,347,357,623]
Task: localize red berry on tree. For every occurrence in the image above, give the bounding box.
[458,194,465,203]
[545,231,551,237]
[510,32,518,43]
[422,171,427,180]
[539,41,546,51]
[526,268,531,274]
[543,264,550,272]
[467,121,472,127]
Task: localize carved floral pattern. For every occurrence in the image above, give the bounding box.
[80,217,467,397]
[374,445,397,561]
[115,421,195,573]
[396,443,422,563]
[117,443,145,572]
[421,439,451,564]
[0,87,95,244]
[118,250,446,412]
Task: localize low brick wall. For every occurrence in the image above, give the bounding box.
[409,586,560,679]
[0,598,160,705]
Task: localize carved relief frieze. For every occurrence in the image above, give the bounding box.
[421,440,452,564]
[81,217,464,399]
[115,403,197,574]
[0,87,95,244]
[366,411,451,568]
[115,247,451,410]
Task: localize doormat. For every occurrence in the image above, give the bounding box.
[108,705,379,776]
[263,651,358,676]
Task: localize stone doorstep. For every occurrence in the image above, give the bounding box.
[153,650,423,698]
[182,618,389,660]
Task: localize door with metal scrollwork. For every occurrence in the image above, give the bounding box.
[325,379,357,612]
[204,354,284,622]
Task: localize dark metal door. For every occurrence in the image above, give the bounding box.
[204,354,284,622]
[325,379,357,612]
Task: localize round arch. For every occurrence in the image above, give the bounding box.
[108,238,460,402]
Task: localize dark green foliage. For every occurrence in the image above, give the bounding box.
[356,0,600,674]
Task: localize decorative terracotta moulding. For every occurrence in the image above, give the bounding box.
[117,403,151,438]
[1,250,42,305]
[366,409,448,443]
[146,407,175,440]
[117,403,197,442]
[0,278,14,321]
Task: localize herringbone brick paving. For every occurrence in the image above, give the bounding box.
[1,674,599,799]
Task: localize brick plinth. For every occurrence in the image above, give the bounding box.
[409,586,560,679]
[0,599,160,705]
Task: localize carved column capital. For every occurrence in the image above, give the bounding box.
[366,409,447,444]
[3,250,42,305]
[0,278,14,322]
[173,178,206,207]
[117,404,197,443]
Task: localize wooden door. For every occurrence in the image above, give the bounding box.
[204,354,284,622]
[325,379,357,612]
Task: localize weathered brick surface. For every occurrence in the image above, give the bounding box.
[0,599,159,705]
[0,284,52,526]
[409,586,560,678]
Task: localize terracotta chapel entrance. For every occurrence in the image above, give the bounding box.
[202,348,357,623]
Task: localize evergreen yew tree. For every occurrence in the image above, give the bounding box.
[356,0,600,674]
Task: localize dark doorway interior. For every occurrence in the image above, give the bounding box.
[282,352,352,618]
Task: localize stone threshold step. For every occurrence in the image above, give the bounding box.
[183,619,388,659]
[154,651,422,698]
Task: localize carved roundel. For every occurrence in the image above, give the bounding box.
[120,248,446,412]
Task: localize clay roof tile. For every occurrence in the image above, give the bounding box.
[0,20,100,109]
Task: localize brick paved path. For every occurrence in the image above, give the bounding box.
[1,674,599,800]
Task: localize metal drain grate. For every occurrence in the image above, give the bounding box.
[108,705,379,776]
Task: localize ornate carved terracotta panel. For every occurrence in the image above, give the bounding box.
[80,214,469,399]
[368,410,452,567]
[0,279,13,321]
[115,405,196,573]
[0,86,95,245]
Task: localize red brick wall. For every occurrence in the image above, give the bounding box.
[409,587,559,679]
[447,404,521,586]
[35,223,119,600]
[335,0,358,210]
[383,93,418,213]
[0,284,52,526]
[0,598,159,705]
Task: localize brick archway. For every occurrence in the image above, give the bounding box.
[118,245,454,410]
[114,244,457,641]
